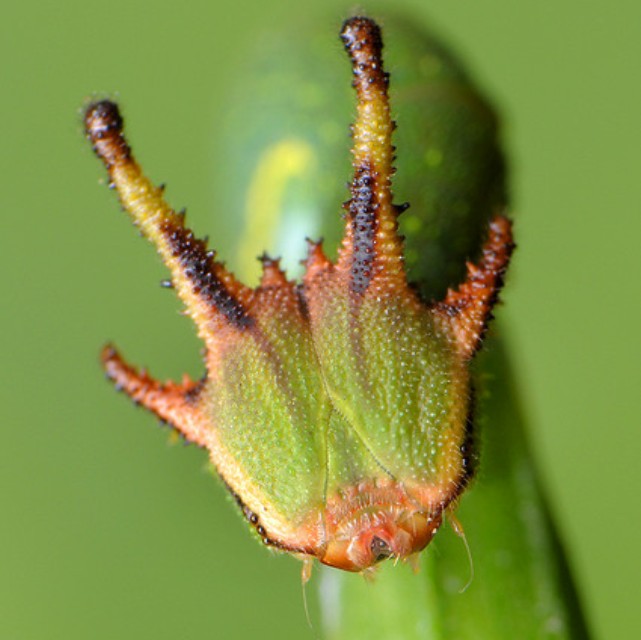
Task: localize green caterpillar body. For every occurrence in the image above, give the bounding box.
[88,16,511,577]
[220,15,506,299]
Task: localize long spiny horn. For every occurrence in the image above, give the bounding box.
[338,17,407,294]
[85,101,254,352]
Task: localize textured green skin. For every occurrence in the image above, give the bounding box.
[206,264,466,537]
[209,304,328,525]
[218,12,589,639]
[202,270,466,537]
[311,291,464,493]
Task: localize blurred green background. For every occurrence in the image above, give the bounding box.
[2,1,639,638]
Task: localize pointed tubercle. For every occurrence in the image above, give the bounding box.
[101,344,209,447]
[258,253,289,288]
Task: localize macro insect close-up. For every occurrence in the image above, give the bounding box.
[85,16,513,578]
[80,9,595,638]
[3,2,639,639]
[79,11,593,638]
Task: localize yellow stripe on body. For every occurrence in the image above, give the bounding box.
[238,138,317,283]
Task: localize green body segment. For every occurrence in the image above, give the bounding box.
[325,409,386,490]
[205,299,331,532]
[203,277,468,535]
[308,287,468,496]
[218,23,351,282]
[388,19,506,299]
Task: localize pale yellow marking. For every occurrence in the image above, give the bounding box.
[238,139,317,283]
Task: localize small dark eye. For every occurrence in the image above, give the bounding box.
[370,536,392,562]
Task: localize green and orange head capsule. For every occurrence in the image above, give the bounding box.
[85,17,513,576]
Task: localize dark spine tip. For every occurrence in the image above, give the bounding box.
[85,100,122,138]
[304,236,324,248]
[340,17,387,98]
[258,252,280,267]
[340,16,382,50]
[84,100,130,167]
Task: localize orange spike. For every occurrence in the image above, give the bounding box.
[85,101,254,348]
[258,254,289,289]
[302,239,332,283]
[101,344,209,448]
[435,215,515,359]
